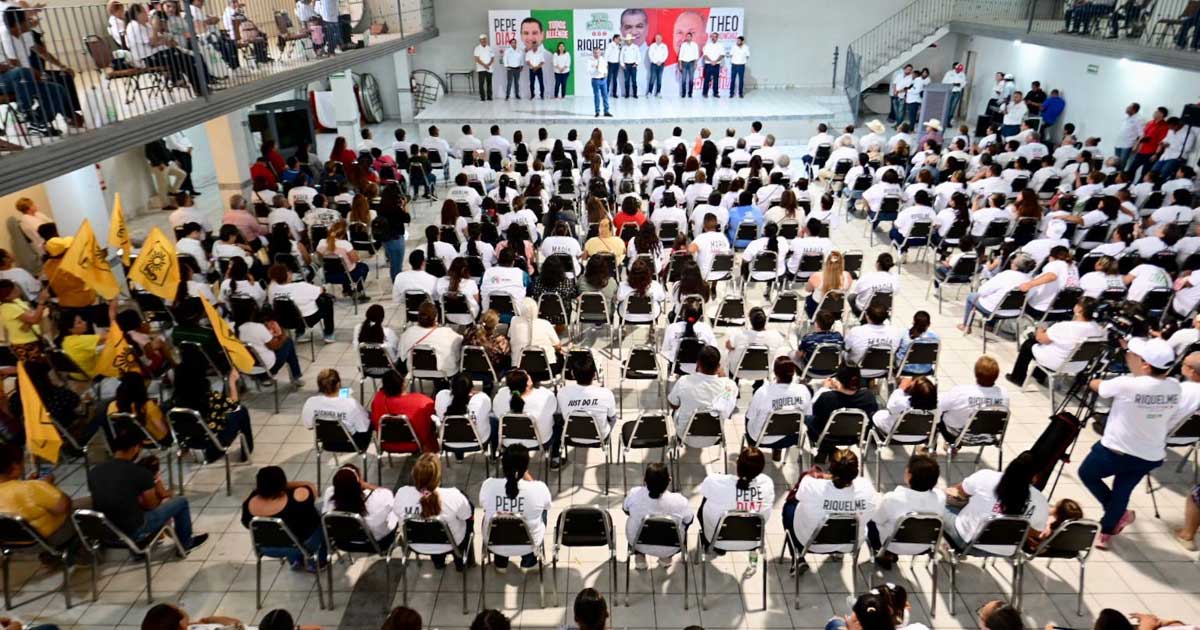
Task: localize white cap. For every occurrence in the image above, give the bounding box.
[1046,220,1067,239]
[479,34,487,39]
[1127,337,1175,370]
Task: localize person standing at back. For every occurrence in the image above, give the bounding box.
[646,34,668,98]
[604,34,622,99]
[728,36,749,98]
[502,39,523,100]
[587,47,611,118]
[701,32,723,98]
[620,34,639,99]
[473,34,494,102]
[676,32,699,98]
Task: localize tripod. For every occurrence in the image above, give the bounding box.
[1044,346,1124,500]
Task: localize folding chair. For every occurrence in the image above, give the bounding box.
[857,344,895,383]
[314,418,373,489]
[711,295,746,328]
[867,409,936,481]
[892,221,933,273]
[673,409,727,484]
[732,345,771,383]
[459,345,499,393]
[480,513,546,608]
[167,407,245,496]
[410,345,453,393]
[745,251,780,298]
[1014,519,1100,614]
[242,345,280,414]
[976,289,1028,353]
[944,516,1031,614]
[812,291,846,328]
[358,342,400,400]
[377,413,426,472]
[559,412,613,494]
[617,294,658,355]
[1027,337,1107,410]
[575,291,613,341]
[706,252,736,287]
[619,412,672,491]
[249,516,327,609]
[499,413,551,479]
[871,513,944,616]
[1147,414,1200,518]
[397,516,472,613]
[1026,287,1085,330]
[552,506,617,603]
[768,291,802,338]
[799,343,843,382]
[72,508,187,605]
[321,511,394,610]
[927,253,978,314]
[803,408,868,468]
[272,295,316,361]
[786,513,862,604]
[699,511,767,610]
[403,290,432,325]
[747,409,804,461]
[105,412,174,489]
[625,515,689,607]
[519,347,557,389]
[619,345,665,421]
[937,407,1010,484]
[0,514,72,609]
[893,339,940,378]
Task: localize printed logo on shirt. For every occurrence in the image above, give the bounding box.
[770,396,805,411]
[1134,393,1179,408]
[736,486,765,512]
[823,497,870,512]
[967,396,1006,407]
[494,495,526,513]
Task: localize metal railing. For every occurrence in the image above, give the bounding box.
[0,0,433,153]
[1022,0,1200,49]
[845,0,957,89]
[843,45,862,121]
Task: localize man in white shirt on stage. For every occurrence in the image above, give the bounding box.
[502,38,523,100]
[620,34,640,99]
[676,32,699,98]
[728,36,749,98]
[587,48,611,117]
[701,32,724,98]
[941,62,966,124]
[525,38,546,100]
[646,34,668,98]
[473,34,494,102]
[605,34,622,98]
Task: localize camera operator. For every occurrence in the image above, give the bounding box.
[1081,336,1180,549]
[1005,296,1104,386]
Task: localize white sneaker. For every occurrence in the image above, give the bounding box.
[633,553,648,571]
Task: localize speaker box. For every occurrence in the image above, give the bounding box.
[1182,103,1200,127]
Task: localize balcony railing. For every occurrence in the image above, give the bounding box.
[0,0,433,154]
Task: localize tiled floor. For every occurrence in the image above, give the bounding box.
[19,141,1200,630]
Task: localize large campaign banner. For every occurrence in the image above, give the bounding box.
[487,8,744,99]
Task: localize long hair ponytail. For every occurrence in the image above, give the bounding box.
[412,453,442,517]
[501,444,531,500]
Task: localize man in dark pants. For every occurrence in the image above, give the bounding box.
[701,32,723,98]
[502,39,523,100]
[605,34,621,98]
[473,34,494,101]
[166,132,198,196]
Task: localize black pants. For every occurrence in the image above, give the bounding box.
[172,149,195,193]
[144,48,205,92]
[303,293,336,335]
[1008,334,1044,383]
[477,70,492,100]
[214,35,240,70]
[40,69,80,113]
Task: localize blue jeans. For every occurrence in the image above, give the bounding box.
[1114,147,1132,170]
[0,67,72,124]
[623,63,638,97]
[260,527,327,567]
[271,337,302,379]
[905,101,920,127]
[591,77,609,114]
[327,261,369,292]
[729,64,745,97]
[647,63,664,95]
[961,291,993,327]
[384,237,406,280]
[1079,442,1162,534]
[1127,152,1154,179]
[505,67,522,98]
[1152,158,1181,178]
[679,61,695,97]
[947,91,962,123]
[553,72,568,97]
[528,69,544,98]
[607,63,620,96]
[889,95,902,122]
[702,63,720,97]
[826,618,848,630]
[322,19,340,54]
[133,496,194,547]
[1002,123,1020,137]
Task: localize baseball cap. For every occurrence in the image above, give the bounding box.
[1127,337,1175,370]
[478,34,487,39]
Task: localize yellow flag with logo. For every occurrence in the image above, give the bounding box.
[57,219,119,300]
[18,362,62,463]
[199,295,255,372]
[128,226,179,301]
[109,193,133,267]
[95,321,139,378]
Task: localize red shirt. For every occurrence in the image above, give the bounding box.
[331,148,357,168]
[249,162,277,189]
[370,391,437,453]
[265,149,287,176]
[612,210,646,235]
[1138,119,1169,155]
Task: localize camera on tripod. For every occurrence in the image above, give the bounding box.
[1091,299,1150,342]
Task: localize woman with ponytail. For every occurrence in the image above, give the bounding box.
[323,463,398,545]
[698,446,774,546]
[393,453,474,568]
[460,221,497,268]
[492,368,560,467]
[315,220,369,299]
[784,448,877,557]
[434,374,493,453]
[661,298,717,374]
[434,257,481,325]
[945,450,1048,551]
[824,588,897,630]
[478,444,552,569]
[739,221,788,293]
[622,463,692,568]
[218,256,266,308]
[353,303,400,364]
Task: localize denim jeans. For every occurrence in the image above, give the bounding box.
[679,61,695,97]
[889,95,902,122]
[553,72,568,97]
[647,63,664,95]
[271,337,302,379]
[476,70,493,99]
[1152,158,1181,179]
[961,291,992,327]
[1113,146,1132,170]
[607,63,620,96]
[702,63,719,97]
[591,77,609,114]
[505,67,521,98]
[623,63,638,97]
[260,527,327,567]
[1078,442,1162,533]
[906,101,920,127]
[133,496,194,546]
[1127,152,1154,180]
[0,67,72,124]
[825,618,848,630]
[729,64,745,97]
[947,90,962,123]
[384,237,406,280]
[528,69,544,98]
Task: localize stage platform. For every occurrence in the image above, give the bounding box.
[414,88,854,146]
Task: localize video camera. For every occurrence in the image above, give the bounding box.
[1091,299,1150,342]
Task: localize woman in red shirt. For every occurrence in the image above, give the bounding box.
[370,370,438,453]
[612,195,647,239]
[261,139,287,176]
[329,136,357,169]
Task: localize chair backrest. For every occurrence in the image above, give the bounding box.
[250,516,306,552]
[714,296,746,323]
[1061,338,1107,372]
[315,418,360,453]
[0,513,51,551]
[994,289,1027,313]
[751,250,778,273]
[556,506,613,548]
[402,515,457,552]
[684,408,723,440]
[1171,414,1200,441]
[712,511,765,550]
[1029,519,1100,559]
[962,407,1010,444]
[460,345,497,381]
[885,409,936,442]
[885,513,943,552]
[379,414,422,451]
[322,511,380,553]
[272,295,306,330]
[537,292,568,326]
[736,345,771,376]
[759,409,804,442]
[564,412,604,443]
[949,253,979,279]
[441,414,485,448]
[804,343,843,377]
[624,345,660,378]
[500,413,542,445]
[899,339,939,370]
[168,407,219,449]
[806,513,860,549]
[358,342,395,376]
[1142,287,1172,311]
[486,292,516,318]
[859,345,894,373]
[624,293,654,317]
[486,512,535,550]
[965,515,1031,556]
[735,221,758,242]
[72,509,138,549]
[410,345,441,376]
[632,515,685,551]
[821,408,868,444]
[770,292,800,321]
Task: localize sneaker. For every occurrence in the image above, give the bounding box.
[633,553,648,571]
[603,112,613,117]
[549,457,563,471]
[1096,533,1112,550]
[1114,510,1136,535]
[1004,373,1023,386]
[290,377,304,388]
[184,533,210,553]
[323,334,336,343]
[1174,531,1197,551]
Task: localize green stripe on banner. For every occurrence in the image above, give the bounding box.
[533,9,573,96]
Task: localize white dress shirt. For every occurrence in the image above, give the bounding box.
[702,41,723,64]
[647,42,668,65]
[729,43,749,65]
[677,41,699,63]
[473,44,494,71]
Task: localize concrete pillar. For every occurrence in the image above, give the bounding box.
[204,110,256,202]
[392,49,415,121]
[330,71,362,142]
[44,165,109,243]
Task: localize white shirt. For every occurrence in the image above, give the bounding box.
[168,206,214,234]
[848,270,900,311]
[745,382,812,444]
[1127,263,1171,301]
[390,270,437,304]
[483,134,512,158]
[478,477,552,556]
[124,20,162,60]
[1031,321,1104,371]
[398,325,462,374]
[1098,375,1181,461]
[942,69,966,92]
[955,469,1049,554]
[552,52,570,73]
[844,323,903,365]
[322,486,398,541]
[295,0,315,23]
[473,44,494,72]
[1002,101,1028,126]
[556,383,617,440]
[434,390,492,446]
[623,486,692,556]
[1161,127,1197,160]
[619,44,639,64]
[977,269,1029,313]
[587,55,607,79]
[790,476,877,553]
[351,322,400,363]
[502,46,524,68]
[393,486,472,551]
[894,205,936,237]
[668,373,738,444]
[702,41,723,64]
[938,383,1009,433]
[0,267,40,300]
[699,473,774,549]
[1115,113,1146,150]
[873,485,946,554]
[647,42,668,65]
[493,386,557,448]
[300,394,371,434]
[267,281,322,317]
[219,278,265,307]
[1026,259,1079,311]
[237,322,274,367]
[677,41,699,63]
[316,0,337,22]
[524,46,546,68]
[741,238,788,280]
[729,43,749,65]
[905,76,927,104]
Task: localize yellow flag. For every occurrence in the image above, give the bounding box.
[95,321,139,378]
[109,194,133,267]
[58,219,120,300]
[128,226,179,301]
[18,362,62,464]
[199,295,255,372]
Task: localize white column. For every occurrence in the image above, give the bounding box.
[204,111,256,200]
[392,50,415,121]
[44,165,109,243]
[330,71,362,141]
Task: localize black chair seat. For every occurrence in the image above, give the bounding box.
[622,423,668,449]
